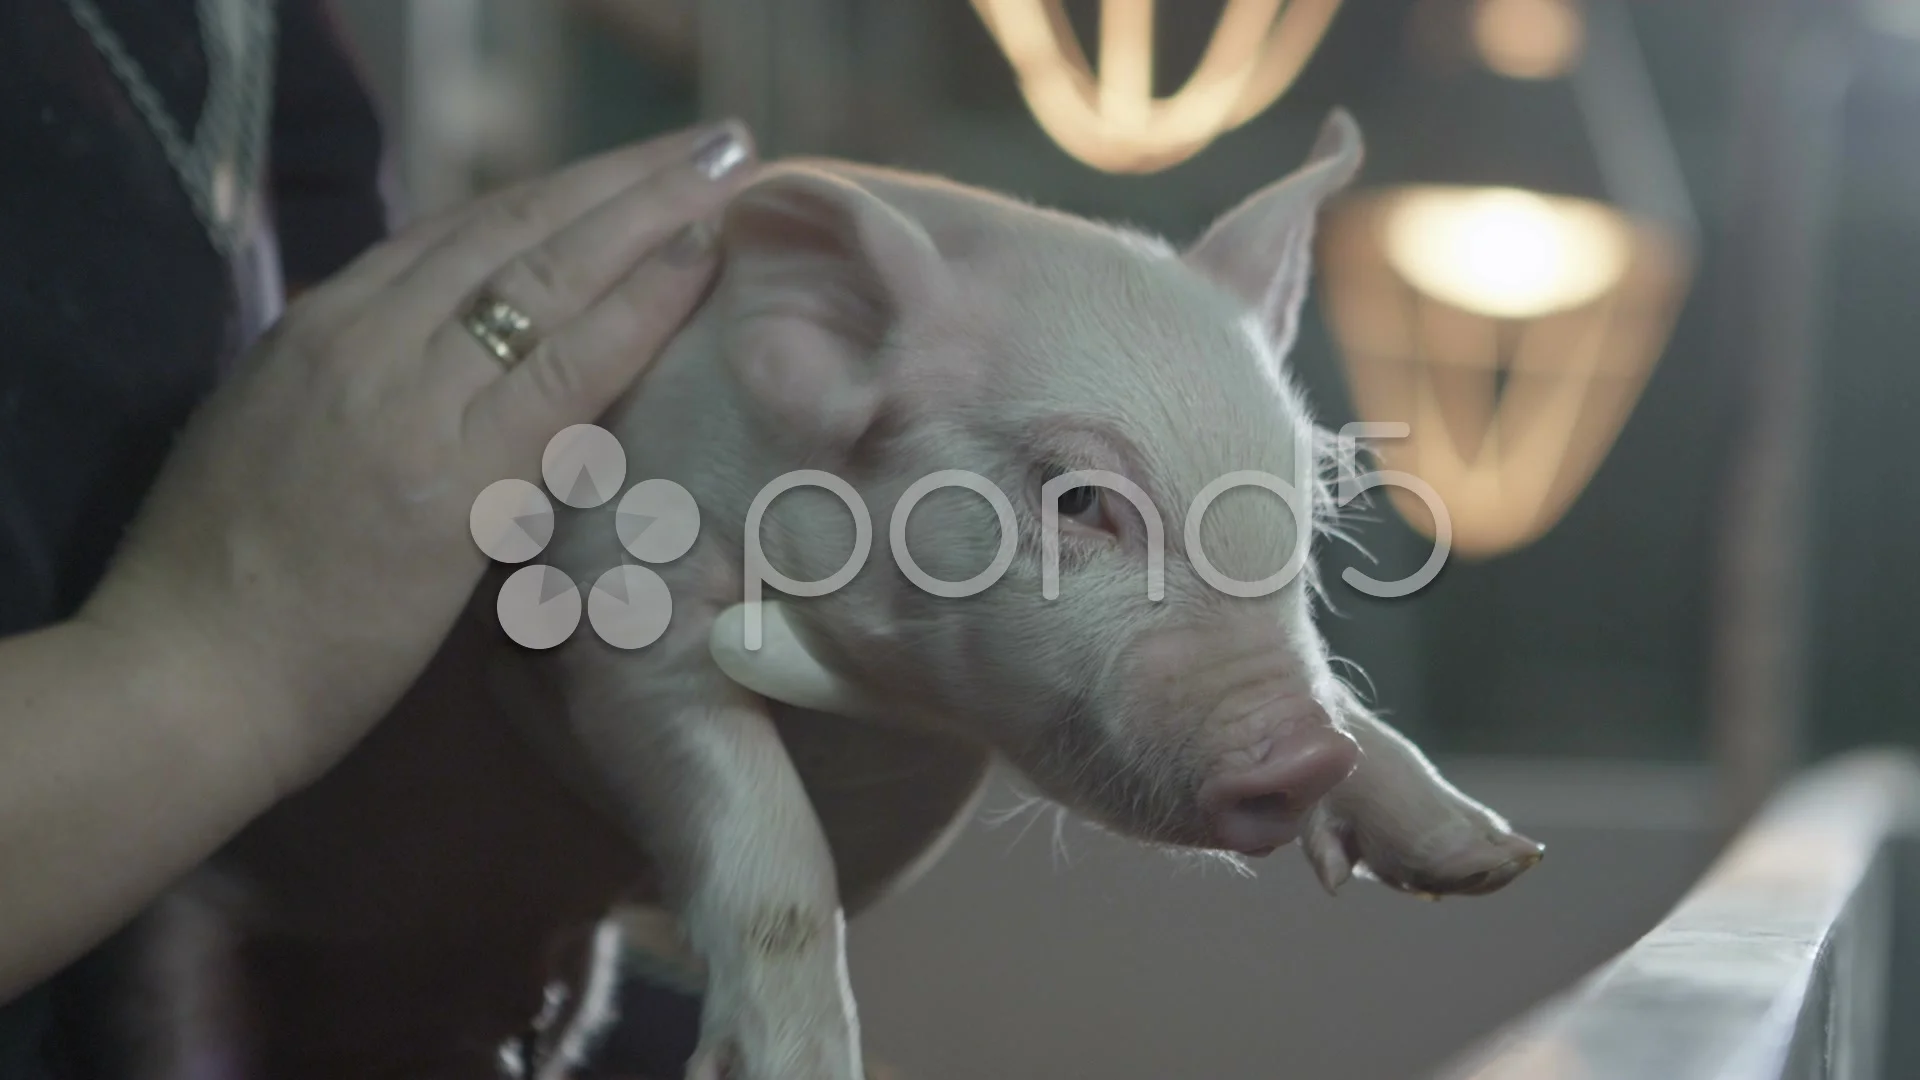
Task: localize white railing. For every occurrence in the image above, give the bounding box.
[1433,749,1920,1080]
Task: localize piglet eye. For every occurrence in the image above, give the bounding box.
[1057,484,1098,516]
[1042,465,1104,523]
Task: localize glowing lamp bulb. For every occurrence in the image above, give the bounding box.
[1380,185,1633,319]
[1472,0,1585,80]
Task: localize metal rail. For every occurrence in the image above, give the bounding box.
[1432,749,1920,1080]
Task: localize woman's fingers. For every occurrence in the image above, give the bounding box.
[306,121,748,322]
[423,125,756,393]
[466,209,727,453]
[390,122,752,329]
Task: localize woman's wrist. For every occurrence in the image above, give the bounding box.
[0,605,289,996]
[74,559,312,803]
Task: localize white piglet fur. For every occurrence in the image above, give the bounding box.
[515,108,1543,1080]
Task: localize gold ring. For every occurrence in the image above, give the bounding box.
[459,289,539,367]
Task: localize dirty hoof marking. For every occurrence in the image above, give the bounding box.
[748,905,821,957]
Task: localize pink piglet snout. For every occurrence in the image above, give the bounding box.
[1198,714,1359,857]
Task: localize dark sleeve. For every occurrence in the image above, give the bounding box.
[268,0,394,287]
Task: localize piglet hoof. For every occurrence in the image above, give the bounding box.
[686,1026,862,1080]
[686,1041,738,1080]
[687,958,864,1080]
[686,1032,860,1080]
[1300,804,1544,900]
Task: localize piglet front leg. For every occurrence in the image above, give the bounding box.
[547,641,864,1080]
[1302,685,1544,899]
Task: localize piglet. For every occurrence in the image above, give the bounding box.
[515,107,1542,1080]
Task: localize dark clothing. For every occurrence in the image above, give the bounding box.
[0,0,388,640]
[0,1,389,1074]
[0,6,706,1076]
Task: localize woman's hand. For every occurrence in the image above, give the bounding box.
[85,119,758,798]
[0,119,760,1000]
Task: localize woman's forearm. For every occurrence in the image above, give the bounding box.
[0,613,288,1001]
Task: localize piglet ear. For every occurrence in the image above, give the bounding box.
[719,165,950,452]
[1183,108,1364,356]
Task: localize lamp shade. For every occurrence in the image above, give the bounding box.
[970,0,1345,173]
[1316,184,1692,557]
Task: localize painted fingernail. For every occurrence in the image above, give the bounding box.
[691,122,750,181]
[662,221,715,265]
